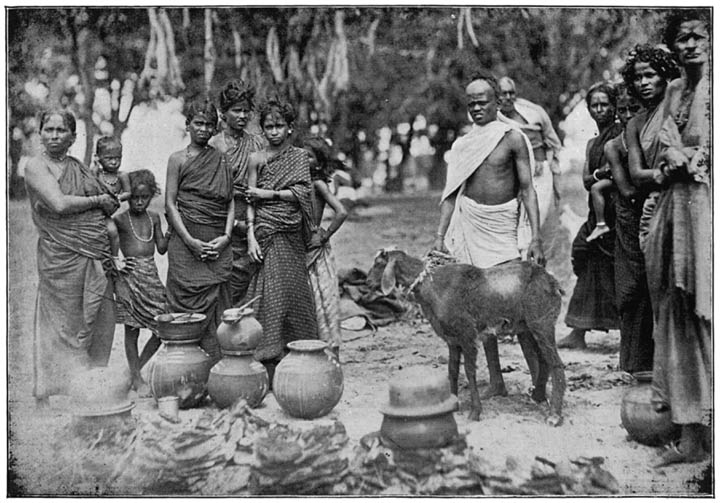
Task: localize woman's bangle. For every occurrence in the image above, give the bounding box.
[89,195,98,208]
[592,170,600,182]
[273,190,280,200]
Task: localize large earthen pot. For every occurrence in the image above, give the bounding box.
[209,307,268,408]
[379,368,459,449]
[272,340,344,419]
[208,350,269,408]
[149,313,212,409]
[620,371,680,446]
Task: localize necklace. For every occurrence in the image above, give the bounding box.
[101,172,119,186]
[128,211,154,243]
[43,151,68,163]
[186,144,210,160]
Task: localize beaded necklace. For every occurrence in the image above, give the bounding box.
[128,211,154,243]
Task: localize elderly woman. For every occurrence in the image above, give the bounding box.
[165,99,235,363]
[643,9,711,468]
[24,110,119,405]
[615,45,680,374]
[558,82,622,350]
[209,80,266,304]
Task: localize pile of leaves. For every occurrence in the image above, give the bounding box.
[110,400,268,495]
[249,421,350,494]
[338,431,620,496]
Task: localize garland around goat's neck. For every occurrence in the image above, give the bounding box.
[406,250,458,294]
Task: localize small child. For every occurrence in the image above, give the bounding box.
[303,137,349,358]
[113,169,170,395]
[93,136,132,261]
[586,171,613,242]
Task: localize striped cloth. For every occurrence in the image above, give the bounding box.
[246,146,318,362]
[115,255,167,332]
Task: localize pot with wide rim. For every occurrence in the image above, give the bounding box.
[148,336,213,409]
[155,312,207,342]
[379,368,459,449]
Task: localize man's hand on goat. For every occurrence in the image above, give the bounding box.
[527,239,546,267]
[432,235,449,254]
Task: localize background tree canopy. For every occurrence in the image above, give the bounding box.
[7,6,676,197]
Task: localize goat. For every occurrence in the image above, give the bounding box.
[367,249,566,426]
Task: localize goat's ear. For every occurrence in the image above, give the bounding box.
[380,256,397,296]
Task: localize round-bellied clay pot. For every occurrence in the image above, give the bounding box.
[149,314,212,409]
[215,308,263,352]
[620,371,680,446]
[208,350,269,409]
[272,340,344,419]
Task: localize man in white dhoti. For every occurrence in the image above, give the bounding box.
[498,76,563,250]
[432,70,545,398]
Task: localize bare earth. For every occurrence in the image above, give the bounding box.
[6,167,712,495]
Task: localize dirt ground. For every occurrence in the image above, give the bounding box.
[6,165,712,496]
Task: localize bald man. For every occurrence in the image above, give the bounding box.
[433,69,545,400]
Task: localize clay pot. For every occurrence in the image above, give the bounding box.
[216,308,263,352]
[148,339,213,409]
[273,340,344,419]
[379,368,459,449]
[155,312,207,342]
[621,371,680,446]
[380,414,459,450]
[208,350,269,409]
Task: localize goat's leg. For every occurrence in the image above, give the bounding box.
[480,337,508,398]
[462,346,482,421]
[530,322,566,427]
[518,331,549,403]
[517,332,540,385]
[448,345,461,396]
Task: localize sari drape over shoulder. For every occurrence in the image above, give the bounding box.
[210,132,266,303]
[565,124,622,331]
[645,74,712,425]
[245,146,318,362]
[28,156,116,399]
[166,147,233,361]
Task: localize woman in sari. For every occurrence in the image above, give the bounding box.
[644,10,711,468]
[558,83,622,350]
[209,80,266,304]
[614,46,680,374]
[24,110,120,405]
[165,100,235,363]
[245,98,318,379]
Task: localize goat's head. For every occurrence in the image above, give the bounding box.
[366,247,420,295]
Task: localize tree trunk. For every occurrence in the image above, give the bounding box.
[204,8,215,95]
[66,10,97,167]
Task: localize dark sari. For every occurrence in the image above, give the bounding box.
[245,146,318,362]
[613,132,654,373]
[28,156,116,399]
[565,124,622,330]
[210,131,266,303]
[166,147,233,361]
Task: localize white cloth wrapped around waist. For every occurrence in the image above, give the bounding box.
[445,195,521,269]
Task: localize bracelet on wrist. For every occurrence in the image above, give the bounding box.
[592,170,600,182]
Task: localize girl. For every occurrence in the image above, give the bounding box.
[244,98,318,379]
[304,137,348,357]
[113,169,170,395]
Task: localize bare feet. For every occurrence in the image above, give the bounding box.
[654,441,708,468]
[132,375,152,398]
[479,382,508,399]
[586,223,610,242]
[557,330,587,350]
